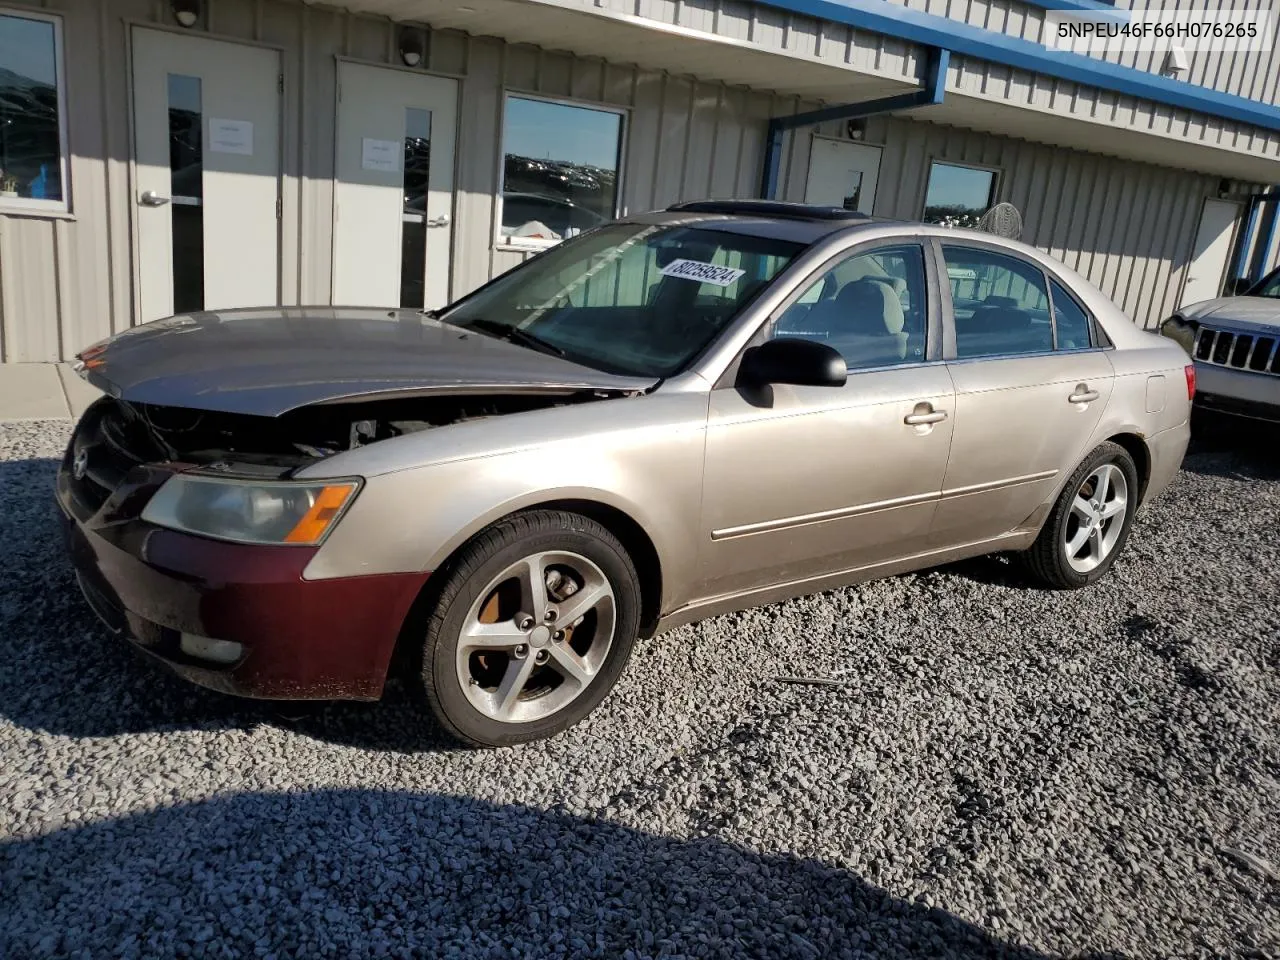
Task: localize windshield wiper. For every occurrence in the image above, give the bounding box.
[464,318,566,358]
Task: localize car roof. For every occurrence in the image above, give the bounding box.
[629,200,900,245]
[629,202,1075,268]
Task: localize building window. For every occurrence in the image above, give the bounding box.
[922,162,996,229]
[499,95,623,247]
[0,10,67,211]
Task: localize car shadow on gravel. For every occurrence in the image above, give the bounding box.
[0,457,462,754]
[1183,415,1280,481]
[0,787,1127,960]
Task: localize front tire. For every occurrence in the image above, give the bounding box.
[1018,441,1139,589]
[413,510,641,747]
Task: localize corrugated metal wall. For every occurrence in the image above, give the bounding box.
[547,0,1280,171]
[902,0,1280,105]
[942,50,1280,170]
[583,0,925,85]
[0,0,1272,361]
[0,0,810,361]
[776,113,1266,328]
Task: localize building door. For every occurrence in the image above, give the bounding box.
[804,137,881,215]
[332,62,458,310]
[1181,198,1242,307]
[132,27,281,322]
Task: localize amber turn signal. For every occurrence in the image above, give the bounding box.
[284,483,359,544]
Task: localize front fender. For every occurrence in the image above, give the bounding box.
[302,422,707,615]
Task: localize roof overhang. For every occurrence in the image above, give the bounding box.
[335,0,921,102]
[925,88,1280,184]
[325,0,1280,181]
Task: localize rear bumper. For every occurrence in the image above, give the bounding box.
[1142,419,1191,505]
[57,457,429,701]
[1193,362,1280,424]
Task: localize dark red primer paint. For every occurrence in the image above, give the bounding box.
[62,483,429,701]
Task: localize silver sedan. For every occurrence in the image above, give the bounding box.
[60,200,1192,746]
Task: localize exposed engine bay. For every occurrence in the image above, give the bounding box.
[101,390,618,474]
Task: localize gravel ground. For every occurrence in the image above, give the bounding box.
[1,416,1278,960]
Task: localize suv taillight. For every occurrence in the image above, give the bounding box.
[1185,364,1196,400]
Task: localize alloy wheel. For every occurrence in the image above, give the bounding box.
[455,550,616,724]
[1062,463,1128,574]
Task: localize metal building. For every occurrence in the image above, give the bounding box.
[0,0,1277,363]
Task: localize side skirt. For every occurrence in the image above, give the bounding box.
[654,531,1036,633]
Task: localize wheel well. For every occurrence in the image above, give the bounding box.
[528,499,664,638]
[1106,433,1151,502]
[387,499,665,682]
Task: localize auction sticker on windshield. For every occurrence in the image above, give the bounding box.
[660,259,746,287]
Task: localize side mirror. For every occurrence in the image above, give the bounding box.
[739,337,847,388]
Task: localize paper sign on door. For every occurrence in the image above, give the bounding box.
[361,138,400,173]
[209,119,254,156]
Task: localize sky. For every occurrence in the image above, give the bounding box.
[504,97,621,170]
[925,162,996,211]
[0,14,56,87]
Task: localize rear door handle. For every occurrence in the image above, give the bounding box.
[904,408,948,425]
[1068,385,1100,404]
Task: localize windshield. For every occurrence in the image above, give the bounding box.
[1249,269,1280,299]
[439,223,804,377]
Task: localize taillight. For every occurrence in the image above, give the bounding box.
[1185,364,1196,400]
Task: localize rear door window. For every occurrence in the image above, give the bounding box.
[1049,280,1094,351]
[942,246,1052,359]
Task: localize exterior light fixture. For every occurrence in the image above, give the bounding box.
[1163,44,1190,76]
[399,28,424,67]
[172,0,200,28]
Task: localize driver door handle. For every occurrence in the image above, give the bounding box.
[904,405,948,426]
[1069,385,1100,404]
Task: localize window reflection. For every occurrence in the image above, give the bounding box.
[923,162,996,229]
[500,96,621,243]
[0,13,63,203]
[168,74,204,314]
[400,107,431,309]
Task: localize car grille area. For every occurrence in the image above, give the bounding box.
[1193,326,1280,376]
[63,399,168,521]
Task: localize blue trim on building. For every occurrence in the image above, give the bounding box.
[756,0,1280,133]
[761,48,949,198]
[1016,0,1119,11]
[1248,191,1280,283]
[1235,196,1262,282]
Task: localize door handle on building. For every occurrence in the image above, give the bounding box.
[426,214,451,227]
[904,405,948,426]
[1068,385,1100,404]
[139,190,171,207]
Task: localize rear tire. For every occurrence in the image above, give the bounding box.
[412,510,641,747]
[1017,441,1139,590]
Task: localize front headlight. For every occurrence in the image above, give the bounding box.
[1159,314,1198,355]
[141,475,360,545]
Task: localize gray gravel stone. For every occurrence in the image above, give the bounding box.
[1,418,1278,959]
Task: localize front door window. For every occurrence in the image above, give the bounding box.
[772,244,928,369]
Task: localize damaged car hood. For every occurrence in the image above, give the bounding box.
[76,307,658,416]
